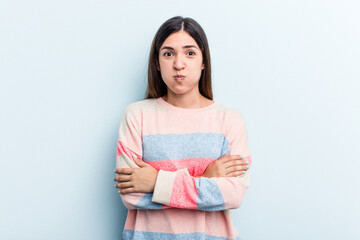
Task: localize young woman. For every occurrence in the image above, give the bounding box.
[114,16,252,240]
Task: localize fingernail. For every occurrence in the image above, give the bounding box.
[132,154,137,159]
[114,184,117,188]
[240,155,244,159]
[113,169,116,173]
[118,190,121,194]
[246,165,249,169]
[245,161,249,164]
[113,177,115,181]
[242,171,246,174]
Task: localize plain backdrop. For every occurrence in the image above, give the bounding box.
[1,0,359,239]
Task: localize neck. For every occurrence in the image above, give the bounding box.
[162,92,211,109]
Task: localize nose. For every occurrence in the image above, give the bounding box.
[173,55,185,71]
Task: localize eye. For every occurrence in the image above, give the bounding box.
[187,51,195,56]
[163,52,173,57]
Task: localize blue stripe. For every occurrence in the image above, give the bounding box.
[195,178,226,211]
[134,193,163,209]
[142,133,230,161]
[221,138,230,156]
[123,230,241,240]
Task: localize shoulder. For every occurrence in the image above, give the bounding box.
[215,102,246,125]
[123,98,158,116]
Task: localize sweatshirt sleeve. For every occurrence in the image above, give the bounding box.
[115,104,171,210]
[151,109,252,211]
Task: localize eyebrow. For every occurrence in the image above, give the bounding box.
[160,45,198,51]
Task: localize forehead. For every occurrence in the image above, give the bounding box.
[161,30,199,49]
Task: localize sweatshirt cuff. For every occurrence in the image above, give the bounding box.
[152,168,190,205]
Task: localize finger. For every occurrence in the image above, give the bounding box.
[222,154,243,163]
[223,160,243,168]
[225,165,244,174]
[119,187,135,194]
[115,168,133,175]
[229,165,250,172]
[116,182,133,189]
[229,155,245,160]
[244,164,250,170]
[222,156,242,165]
[224,159,249,168]
[132,154,148,167]
[114,175,131,182]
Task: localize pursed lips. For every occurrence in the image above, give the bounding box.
[174,75,185,80]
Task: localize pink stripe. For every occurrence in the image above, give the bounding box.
[146,158,216,176]
[124,209,137,230]
[213,178,247,209]
[169,174,197,209]
[117,140,142,159]
[124,208,237,238]
[141,110,234,135]
[146,156,251,176]
[120,193,145,209]
[120,112,143,156]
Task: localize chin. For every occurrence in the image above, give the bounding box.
[168,88,189,96]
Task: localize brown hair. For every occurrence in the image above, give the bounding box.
[145,16,213,100]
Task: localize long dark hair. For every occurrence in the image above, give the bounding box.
[145,16,213,100]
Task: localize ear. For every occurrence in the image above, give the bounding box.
[201,63,205,70]
[156,60,160,71]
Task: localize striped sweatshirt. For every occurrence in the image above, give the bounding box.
[115,96,252,240]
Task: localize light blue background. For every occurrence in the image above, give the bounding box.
[1,0,359,239]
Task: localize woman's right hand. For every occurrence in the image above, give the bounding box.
[200,153,249,178]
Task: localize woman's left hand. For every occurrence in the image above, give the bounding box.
[114,156,158,194]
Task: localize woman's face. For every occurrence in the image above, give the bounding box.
[157,30,204,97]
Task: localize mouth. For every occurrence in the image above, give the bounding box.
[174,75,185,80]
